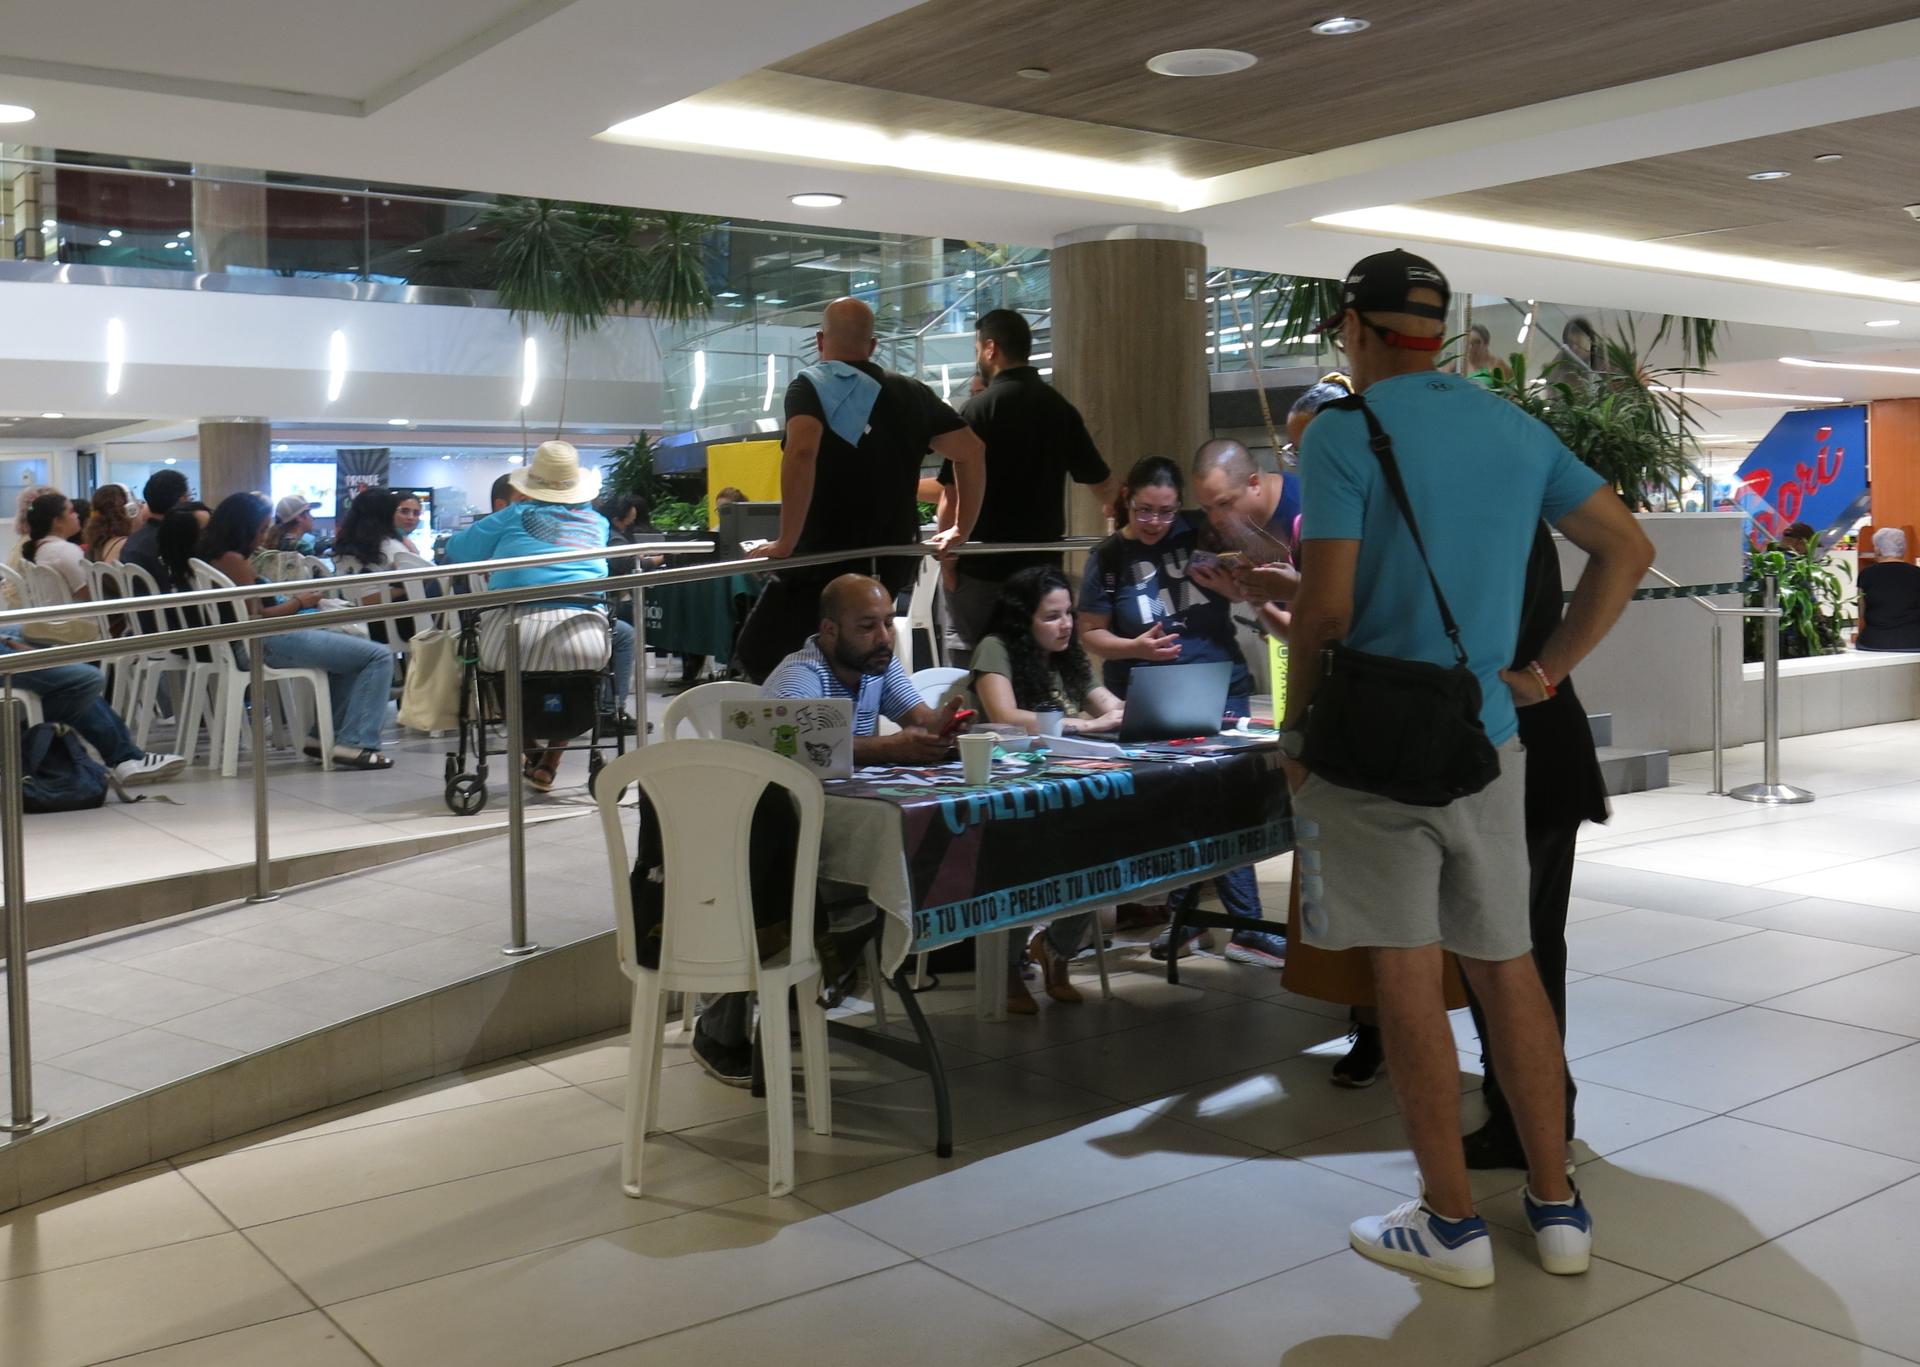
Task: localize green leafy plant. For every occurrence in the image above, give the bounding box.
[1744,547,1855,661]
[1485,336,1703,511]
[601,431,669,505]
[483,199,718,440]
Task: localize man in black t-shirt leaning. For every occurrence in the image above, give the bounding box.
[734,296,985,682]
[936,309,1119,665]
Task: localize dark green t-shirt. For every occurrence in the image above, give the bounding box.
[945,632,1092,717]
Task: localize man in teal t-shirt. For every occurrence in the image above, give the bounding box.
[1274,250,1653,1291]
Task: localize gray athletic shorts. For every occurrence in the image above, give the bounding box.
[1291,738,1530,962]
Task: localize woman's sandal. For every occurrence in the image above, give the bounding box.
[333,747,393,771]
[522,761,556,793]
[1030,930,1083,1005]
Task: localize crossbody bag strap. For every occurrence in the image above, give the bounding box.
[1327,394,1470,668]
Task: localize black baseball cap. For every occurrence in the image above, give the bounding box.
[1319,249,1451,350]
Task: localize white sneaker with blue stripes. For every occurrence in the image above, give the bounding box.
[1523,1185,1593,1275]
[1349,1198,1495,1288]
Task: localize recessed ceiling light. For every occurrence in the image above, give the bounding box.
[1015,67,1052,79]
[164,241,179,249]
[789,192,845,208]
[1146,48,1257,77]
[1747,170,1791,181]
[507,454,524,466]
[107,229,122,239]
[1813,153,1844,163]
[177,230,191,239]
[1781,355,1920,376]
[40,411,64,419]
[0,104,35,124]
[163,457,177,466]
[97,239,113,247]
[1309,16,1371,35]
[274,444,289,452]
[1865,319,1901,327]
[387,417,410,426]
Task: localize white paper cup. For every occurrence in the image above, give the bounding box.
[1032,707,1065,737]
[958,732,996,785]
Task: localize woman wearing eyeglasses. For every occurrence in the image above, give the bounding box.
[1077,455,1284,969]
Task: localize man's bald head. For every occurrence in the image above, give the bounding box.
[819,572,888,623]
[817,573,896,677]
[1192,439,1257,485]
[818,298,878,363]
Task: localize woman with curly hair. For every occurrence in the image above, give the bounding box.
[948,565,1122,737]
[945,565,1121,1013]
[83,483,137,563]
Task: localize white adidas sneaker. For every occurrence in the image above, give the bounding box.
[1523,1185,1594,1275]
[114,753,186,786]
[1350,1198,1496,1289]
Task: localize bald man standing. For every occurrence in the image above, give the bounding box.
[737,297,986,682]
[1189,437,1302,639]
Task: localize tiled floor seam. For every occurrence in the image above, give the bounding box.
[1678,1279,1920,1365]
[1476,1281,1682,1366]
[1672,1168,1920,1289]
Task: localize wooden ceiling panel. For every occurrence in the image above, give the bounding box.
[772,0,1920,155]
[1425,107,1920,279]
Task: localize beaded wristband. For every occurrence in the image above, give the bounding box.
[1526,660,1557,699]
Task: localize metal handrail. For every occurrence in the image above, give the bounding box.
[0,540,716,633]
[1640,565,1805,802]
[0,538,1102,676]
[0,531,1102,1135]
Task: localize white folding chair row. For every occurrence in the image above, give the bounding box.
[595,740,833,1197]
[181,559,335,776]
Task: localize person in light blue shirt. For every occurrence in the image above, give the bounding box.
[1299,374,1603,747]
[1270,249,1652,1291]
[691,573,958,1086]
[444,441,636,790]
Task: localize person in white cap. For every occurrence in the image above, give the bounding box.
[271,494,316,551]
[445,441,634,792]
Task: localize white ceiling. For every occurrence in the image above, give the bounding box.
[5,2,1920,339]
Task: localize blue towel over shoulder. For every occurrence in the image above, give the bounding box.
[798,361,882,447]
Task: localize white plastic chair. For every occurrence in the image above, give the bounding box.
[594,740,833,1198]
[0,563,26,611]
[909,665,967,709]
[892,555,945,673]
[182,559,335,776]
[659,680,762,739]
[114,562,194,750]
[19,561,73,607]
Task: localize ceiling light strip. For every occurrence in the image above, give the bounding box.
[1312,206,1920,305]
[1780,355,1920,377]
[1650,385,1846,403]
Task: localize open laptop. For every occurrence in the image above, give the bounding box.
[721,697,855,779]
[1118,661,1233,743]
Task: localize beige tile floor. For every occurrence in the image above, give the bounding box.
[4,719,1920,1366]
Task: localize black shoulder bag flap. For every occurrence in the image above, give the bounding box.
[1300,395,1502,807]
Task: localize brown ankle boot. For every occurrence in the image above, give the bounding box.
[1030,931,1082,1004]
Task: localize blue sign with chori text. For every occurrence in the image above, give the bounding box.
[1730,406,1867,551]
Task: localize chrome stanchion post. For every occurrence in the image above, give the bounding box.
[631,585,647,747]
[1708,614,1725,796]
[502,612,539,956]
[1730,575,1814,806]
[2,689,49,1133]
[245,644,278,904]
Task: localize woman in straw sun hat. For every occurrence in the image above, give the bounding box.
[445,441,637,792]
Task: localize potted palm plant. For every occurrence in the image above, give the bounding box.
[483,198,718,446]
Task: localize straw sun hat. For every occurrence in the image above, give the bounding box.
[510,440,602,504]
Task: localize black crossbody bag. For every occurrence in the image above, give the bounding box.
[1301,395,1502,807]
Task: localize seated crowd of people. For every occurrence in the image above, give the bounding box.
[0,440,650,790]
